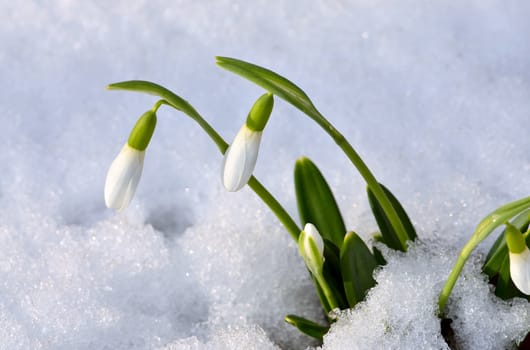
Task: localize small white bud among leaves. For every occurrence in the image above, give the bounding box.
[298,223,325,276]
[505,223,530,295]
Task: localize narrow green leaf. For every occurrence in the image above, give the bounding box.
[322,240,349,309]
[367,183,416,251]
[382,184,417,241]
[216,56,318,116]
[108,80,198,119]
[492,253,529,300]
[340,232,377,308]
[284,314,329,341]
[484,229,508,266]
[294,157,347,248]
[372,246,387,266]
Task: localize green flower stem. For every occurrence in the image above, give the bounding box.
[310,110,409,250]
[315,273,339,310]
[151,99,172,113]
[150,97,300,241]
[438,196,530,315]
[438,239,476,315]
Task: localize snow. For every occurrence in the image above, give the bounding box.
[318,242,529,350]
[1,0,529,349]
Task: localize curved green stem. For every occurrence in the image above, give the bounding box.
[311,110,409,250]
[142,94,301,241]
[151,99,169,113]
[438,196,530,315]
[438,239,477,315]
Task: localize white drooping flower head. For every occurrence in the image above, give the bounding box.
[222,93,274,192]
[222,125,263,192]
[104,109,157,211]
[505,223,530,295]
[104,145,145,210]
[299,223,325,276]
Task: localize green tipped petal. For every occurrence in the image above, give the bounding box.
[246,92,274,131]
[127,110,157,151]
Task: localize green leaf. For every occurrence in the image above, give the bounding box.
[492,253,528,300]
[340,232,378,307]
[216,56,318,116]
[108,80,198,119]
[321,240,349,310]
[284,314,329,341]
[294,157,347,248]
[367,183,416,251]
[372,246,387,266]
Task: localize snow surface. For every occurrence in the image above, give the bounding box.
[1,0,530,349]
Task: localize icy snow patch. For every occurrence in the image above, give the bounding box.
[318,242,530,350]
[159,325,280,350]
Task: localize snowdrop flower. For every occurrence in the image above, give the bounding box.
[299,223,325,276]
[222,92,274,191]
[104,109,157,210]
[505,223,530,295]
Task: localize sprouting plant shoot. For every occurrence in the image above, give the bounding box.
[104,57,529,346]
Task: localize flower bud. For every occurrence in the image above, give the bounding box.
[505,223,530,295]
[222,93,274,192]
[104,109,157,210]
[104,144,145,211]
[299,223,325,276]
[128,110,157,151]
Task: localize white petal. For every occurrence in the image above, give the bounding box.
[104,144,145,210]
[222,125,262,191]
[304,223,325,257]
[509,247,530,295]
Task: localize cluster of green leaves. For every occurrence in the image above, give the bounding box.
[483,210,530,301]
[214,57,418,340]
[285,157,416,340]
